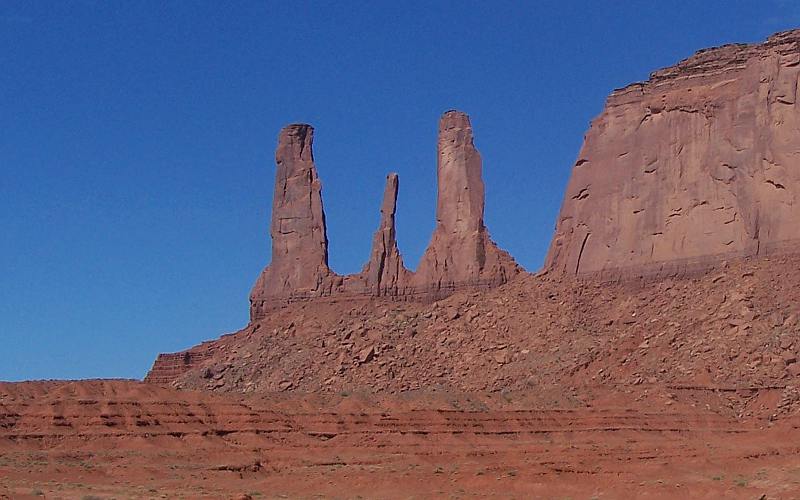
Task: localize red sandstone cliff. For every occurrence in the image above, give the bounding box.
[546,29,800,277]
[147,29,800,389]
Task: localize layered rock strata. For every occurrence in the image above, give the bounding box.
[249,111,519,319]
[546,29,800,277]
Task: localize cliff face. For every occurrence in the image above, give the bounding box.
[248,110,520,319]
[546,29,800,277]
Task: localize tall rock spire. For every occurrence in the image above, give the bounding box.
[362,173,408,295]
[435,110,486,234]
[415,110,520,291]
[250,124,333,318]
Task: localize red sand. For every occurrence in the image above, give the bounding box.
[1,380,799,499]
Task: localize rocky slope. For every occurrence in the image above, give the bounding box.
[546,29,800,277]
[248,110,520,319]
[150,251,800,421]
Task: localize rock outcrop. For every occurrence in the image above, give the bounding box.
[249,124,334,317]
[415,111,520,294]
[249,111,519,319]
[546,29,800,277]
[361,173,410,296]
[147,28,800,397]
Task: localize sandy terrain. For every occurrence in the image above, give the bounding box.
[1,380,799,499]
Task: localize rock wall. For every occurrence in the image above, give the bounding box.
[144,344,219,385]
[249,110,520,319]
[546,29,800,277]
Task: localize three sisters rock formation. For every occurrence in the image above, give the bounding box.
[249,110,520,320]
[253,29,800,306]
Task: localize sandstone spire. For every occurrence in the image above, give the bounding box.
[250,124,333,318]
[362,173,409,295]
[415,110,520,291]
[249,111,520,319]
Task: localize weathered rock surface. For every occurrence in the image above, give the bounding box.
[149,249,800,418]
[249,124,334,318]
[361,173,410,296]
[149,30,800,401]
[415,111,521,295]
[249,110,519,319]
[546,29,800,277]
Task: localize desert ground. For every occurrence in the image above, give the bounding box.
[2,380,800,499]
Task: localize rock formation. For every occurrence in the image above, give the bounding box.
[415,110,520,293]
[249,124,335,318]
[147,28,800,400]
[546,29,800,277]
[361,173,410,296]
[249,110,519,319]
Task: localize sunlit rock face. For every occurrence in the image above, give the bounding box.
[546,29,800,277]
[414,110,520,293]
[249,111,520,319]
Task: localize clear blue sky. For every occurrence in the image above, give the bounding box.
[2,1,797,381]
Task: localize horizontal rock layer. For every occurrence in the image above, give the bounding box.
[5,381,796,498]
[546,29,800,277]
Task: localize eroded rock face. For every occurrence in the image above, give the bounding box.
[546,29,800,277]
[415,111,520,292]
[249,111,519,318]
[362,173,410,295]
[249,124,334,318]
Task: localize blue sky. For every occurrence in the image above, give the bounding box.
[2,1,797,381]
